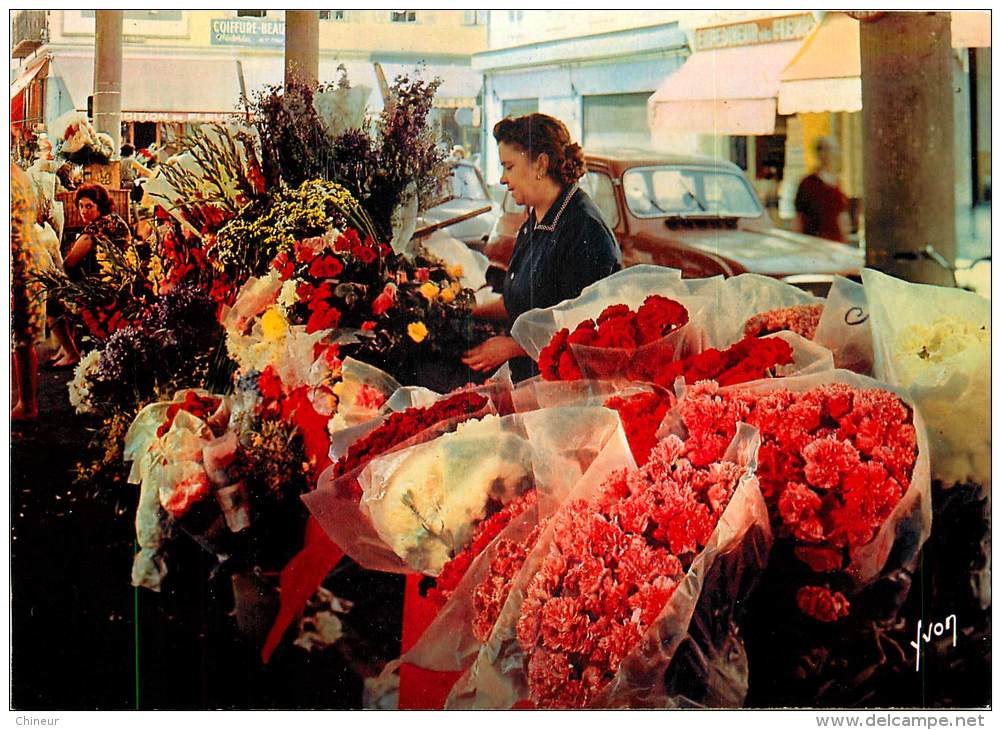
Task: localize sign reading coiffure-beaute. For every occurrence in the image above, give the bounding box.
[210,17,285,47]
[694,13,815,51]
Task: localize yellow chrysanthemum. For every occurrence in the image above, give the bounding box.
[260,306,288,341]
[447,264,464,280]
[438,287,456,304]
[419,282,439,301]
[407,321,429,343]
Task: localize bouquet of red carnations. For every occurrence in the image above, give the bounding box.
[378,406,630,688]
[537,294,691,381]
[670,370,931,622]
[511,266,712,378]
[446,422,770,709]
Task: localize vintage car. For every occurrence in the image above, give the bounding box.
[483,150,864,294]
[414,160,499,251]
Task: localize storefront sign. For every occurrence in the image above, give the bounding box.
[694,14,815,51]
[210,18,285,47]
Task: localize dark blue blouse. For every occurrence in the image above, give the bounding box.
[503,184,621,381]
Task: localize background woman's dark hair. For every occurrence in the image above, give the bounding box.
[75,183,114,216]
[493,113,586,186]
[120,143,135,157]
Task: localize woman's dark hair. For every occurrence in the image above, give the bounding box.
[75,183,114,216]
[493,113,586,186]
[120,143,135,157]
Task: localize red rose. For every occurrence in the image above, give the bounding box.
[352,246,378,265]
[259,366,283,401]
[272,252,295,280]
[296,281,317,303]
[335,229,361,252]
[415,267,430,282]
[371,283,397,315]
[361,320,377,331]
[306,301,342,333]
[309,254,345,280]
[293,240,319,265]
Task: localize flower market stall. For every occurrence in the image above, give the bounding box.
[31,70,990,710]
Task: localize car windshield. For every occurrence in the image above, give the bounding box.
[447,164,489,201]
[621,166,762,218]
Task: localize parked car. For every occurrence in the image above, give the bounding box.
[483,150,864,294]
[415,160,499,251]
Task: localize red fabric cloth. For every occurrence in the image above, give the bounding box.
[261,517,344,663]
[261,389,342,663]
[398,573,462,709]
[794,173,849,243]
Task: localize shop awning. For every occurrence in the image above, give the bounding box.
[50,54,248,121]
[778,12,861,115]
[10,54,49,100]
[374,61,481,108]
[648,39,805,136]
[952,11,991,48]
[778,11,990,115]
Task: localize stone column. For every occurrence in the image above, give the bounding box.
[93,10,123,150]
[860,11,956,285]
[284,11,319,87]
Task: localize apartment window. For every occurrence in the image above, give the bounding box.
[502,98,537,120]
[320,10,346,21]
[508,10,524,22]
[463,10,488,25]
[82,10,183,21]
[390,10,416,23]
[237,10,267,18]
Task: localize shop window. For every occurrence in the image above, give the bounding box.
[730,136,748,171]
[320,11,345,21]
[502,98,537,120]
[582,93,650,151]
[755,135,787,181]
[390,10,416,23]
[237,10,267,18]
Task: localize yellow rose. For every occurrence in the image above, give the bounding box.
[260,306,287,341]
[407,321,429,343]
[438,287,456,304]
[419,282,439,301]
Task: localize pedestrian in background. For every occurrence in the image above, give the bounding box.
[11,163,45,421]
[794,136,850,243]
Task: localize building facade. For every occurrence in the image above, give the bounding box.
[473,10,990,230]
[10,9,487,157]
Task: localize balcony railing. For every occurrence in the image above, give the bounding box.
[11,10,47,59]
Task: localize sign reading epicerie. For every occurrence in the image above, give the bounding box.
[694,13,815,51]
[210,17,285,47]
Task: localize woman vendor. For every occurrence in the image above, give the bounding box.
[462,113,620,381]
[46,183,133,368]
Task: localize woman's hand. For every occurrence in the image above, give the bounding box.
[462,336,525,373]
